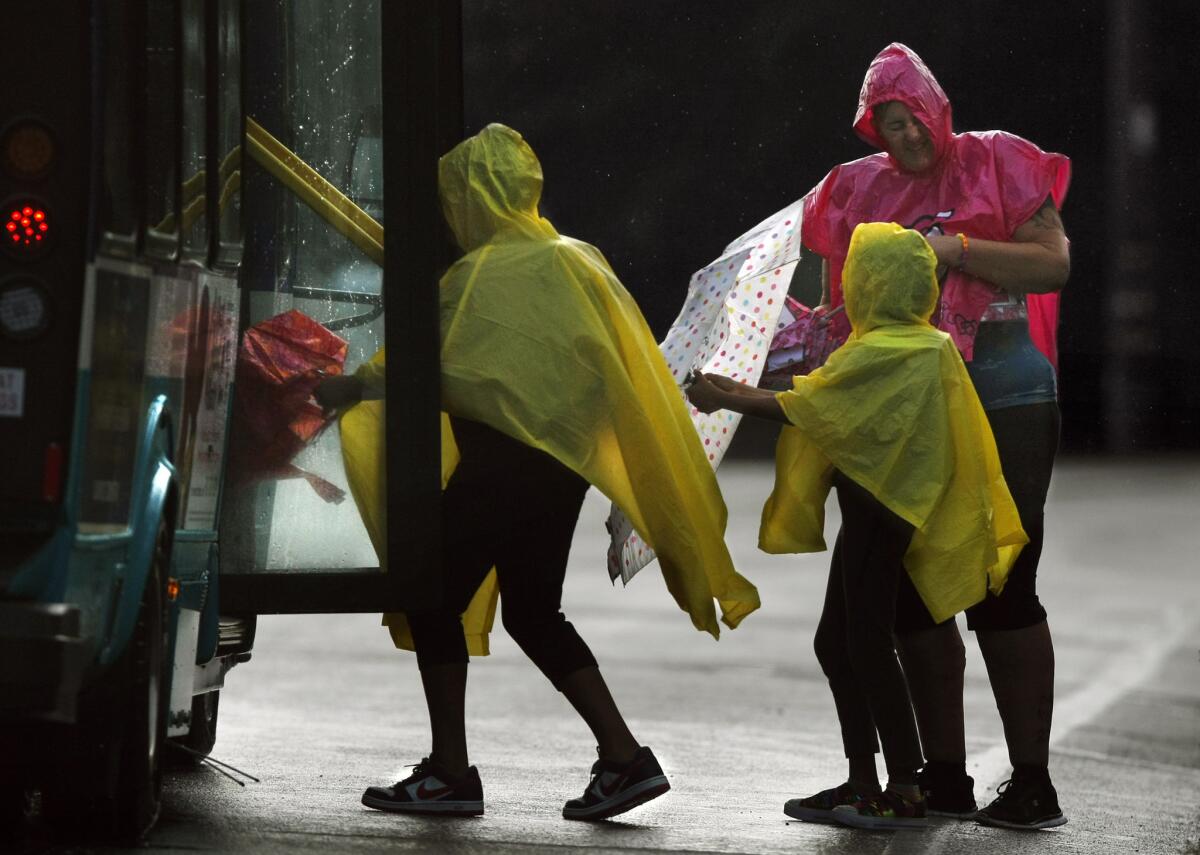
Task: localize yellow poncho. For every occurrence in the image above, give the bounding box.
[342,124,760,649]
[760,222,1027,622]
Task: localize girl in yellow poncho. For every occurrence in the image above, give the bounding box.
[686,222,1026,830]
[316,124,759,822]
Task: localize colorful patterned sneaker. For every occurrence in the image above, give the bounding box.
[361,759,484,816]
[833,789,929,830]
[561,746,670,821]
[783,782,869,824]
[917,763,978,818]
[975,777,1067,830]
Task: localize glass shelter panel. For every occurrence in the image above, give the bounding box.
[220,0,384,575]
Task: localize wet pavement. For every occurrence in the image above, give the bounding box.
[11,458,1200,854]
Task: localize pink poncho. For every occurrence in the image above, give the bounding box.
[801,43,1071,366]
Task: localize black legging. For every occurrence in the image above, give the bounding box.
[405,417,598,688]
[813,471,925,778]
[964,401,1059,630]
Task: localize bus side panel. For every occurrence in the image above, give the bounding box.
[0,7,91,544]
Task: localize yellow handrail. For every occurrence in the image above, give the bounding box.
[244,116,384,266]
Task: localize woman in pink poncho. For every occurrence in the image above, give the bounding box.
[793,43,1071,831]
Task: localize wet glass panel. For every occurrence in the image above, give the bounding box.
[222,0,383,573]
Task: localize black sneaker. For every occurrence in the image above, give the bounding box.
[975,776,1067,830]
[783,782,870,824]
[561,746,670,821]
[917,763,977,818]
[362,759,484,816]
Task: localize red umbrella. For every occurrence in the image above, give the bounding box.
[227,309,348,502]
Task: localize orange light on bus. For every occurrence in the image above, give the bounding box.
[166,578,181,601]
[1,121,54,180]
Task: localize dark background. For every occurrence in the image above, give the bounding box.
[461,0,1199,454]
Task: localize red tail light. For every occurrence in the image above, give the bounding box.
[2,199,52,258]
[42,442,63,502]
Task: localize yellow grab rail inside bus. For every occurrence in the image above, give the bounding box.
[244,116,384,266]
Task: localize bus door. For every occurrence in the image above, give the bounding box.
[217,1,462,615]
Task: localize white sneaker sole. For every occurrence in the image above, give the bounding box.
[928,806,979,820]
[783,801,842,824]
[562,775,670,821]
[975,811,1067,830]
[832,805,929,831]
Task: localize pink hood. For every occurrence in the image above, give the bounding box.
[853,43,954,169]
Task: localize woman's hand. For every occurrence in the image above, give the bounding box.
[925,233,963,268]
[920,202,1070,294]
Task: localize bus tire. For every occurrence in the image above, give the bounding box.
[104,522,171,840]
[46,523,170,841]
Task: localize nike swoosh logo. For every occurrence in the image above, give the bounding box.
[415,780,454,800]
[599,774,627,798]
[598,757,644,797]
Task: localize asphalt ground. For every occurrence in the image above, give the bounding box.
[11,458,1200,854]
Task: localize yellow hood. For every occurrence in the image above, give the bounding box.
[438,123,558,252]
[843,222,938,333]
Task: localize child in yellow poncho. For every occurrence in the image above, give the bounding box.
[687,221,1026,831]
[317,124,759,822]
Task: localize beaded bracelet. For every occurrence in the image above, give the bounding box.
[955,232,969,270]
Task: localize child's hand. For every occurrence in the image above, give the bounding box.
[686,372,724,414]
[704,373,743,393]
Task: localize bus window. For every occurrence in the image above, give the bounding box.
[97,1,142,258]
[346,106,383,225]
[179,0,208,265]
[144,2,179,260]
[221,0,384,574]
[212,0,243,271]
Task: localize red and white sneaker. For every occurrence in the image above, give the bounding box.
[562,746,670,821]
[362,759,484,816]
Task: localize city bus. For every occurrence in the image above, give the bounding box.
[0,0,459,839]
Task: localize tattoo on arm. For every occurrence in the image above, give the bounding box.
[1030,195,1064,232]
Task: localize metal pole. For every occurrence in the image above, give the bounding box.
[380,1,463,610]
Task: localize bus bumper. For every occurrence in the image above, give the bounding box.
[0,602,88,724]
